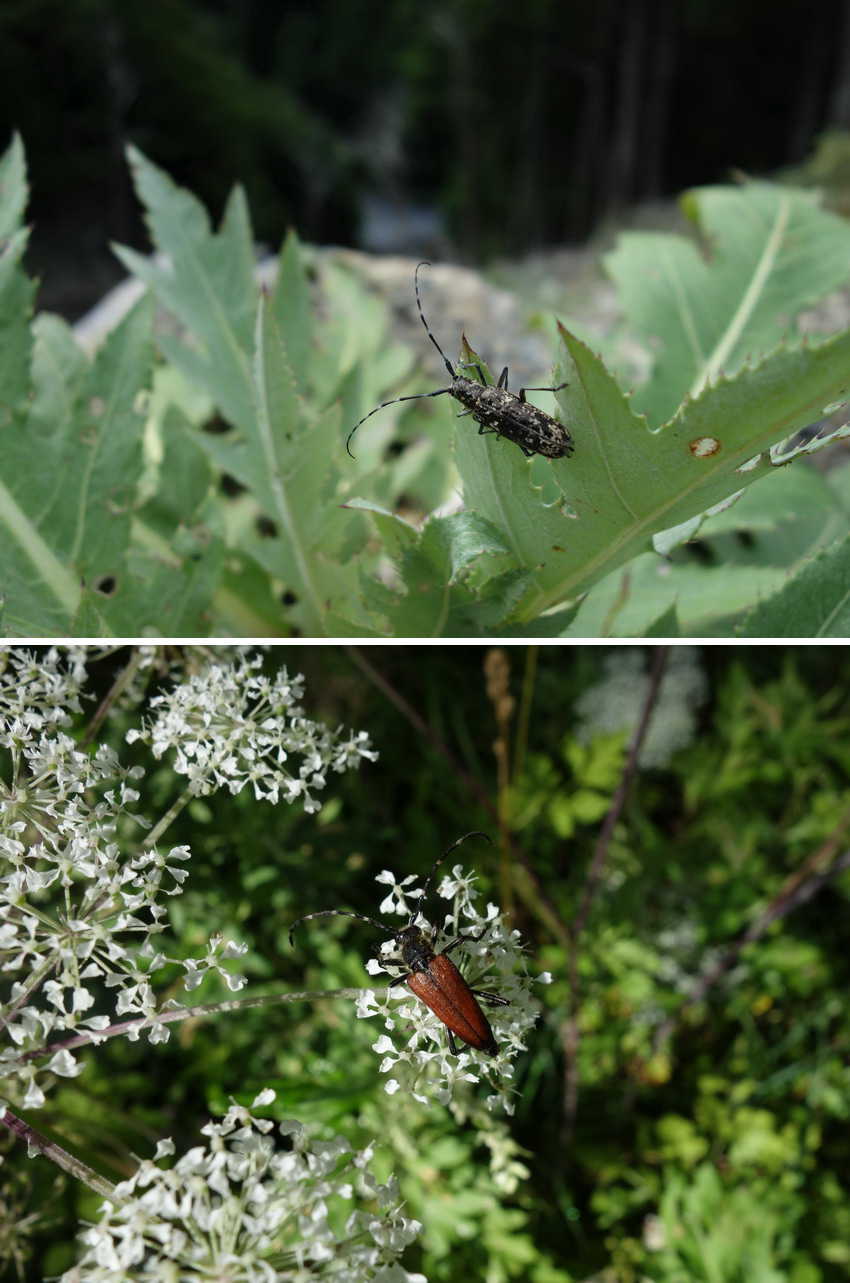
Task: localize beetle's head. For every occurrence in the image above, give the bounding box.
[394,922,436,969]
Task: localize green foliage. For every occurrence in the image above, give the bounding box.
[7,645,850,1281]
[2,139,850,634]
[649,1164,804,1283]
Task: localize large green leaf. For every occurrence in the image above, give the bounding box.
[0,135,33,404]
[562,463,850,636]
[114,145,257,436]
[0,298,154,634]
[0,136,238,637]
[605,180,850,425]
[114,149,422,635]
[455,323,850,629]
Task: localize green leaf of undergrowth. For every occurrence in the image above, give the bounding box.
[0,133,236,636]
[738,534,850,637]
[118,146,338,627]
[114,144,258,435]
[345,502,521,636]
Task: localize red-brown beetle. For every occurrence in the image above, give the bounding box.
[289,832,509,1056]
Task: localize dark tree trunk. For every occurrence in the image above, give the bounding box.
[604,0,646,216]
[788,6,832,161]
[568,0,611,237]
[828,0,850,125]
[643,0,677,198]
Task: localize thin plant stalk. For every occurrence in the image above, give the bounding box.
[562,645,670,1136]
[0,1107,115,1200]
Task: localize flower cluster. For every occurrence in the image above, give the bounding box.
[354,863,549,1115]
[127,651,377,811]
[574,647,707,768]
[61,1092,424,1283]
[0,647,374,1110]
[0,645,89,735]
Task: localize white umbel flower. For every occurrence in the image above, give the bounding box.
[1,648,374,1109]
[128,652,377,810]
[346,863,543,1114]
[61,1095,424,1283]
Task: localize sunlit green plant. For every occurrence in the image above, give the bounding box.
[3,137,850,635]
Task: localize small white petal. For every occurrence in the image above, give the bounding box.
[45,1049,81,1078]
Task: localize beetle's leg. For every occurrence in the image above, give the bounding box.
[518,380,569,403]
[520,444,536,457]
[476,423,498,437]
[457,408,473,417]
[496,366,509,389]
[474,364,487,385]
[447,1029,460,1056]
[441,925,489,957]
[470,988,510,1008]
[387,971,410,988]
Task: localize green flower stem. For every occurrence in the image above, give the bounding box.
[0,954,57,1039]
[142,783,195,849]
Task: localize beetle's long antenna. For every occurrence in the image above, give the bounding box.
[411,831,492,925]
[289,908,396,949]
[415,261,456,380]
[345,387,452,458]
[344,262,458,459]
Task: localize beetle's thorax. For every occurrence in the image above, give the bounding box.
[450,375,488,406]
[449,377,521,424]
[397,924,436,972]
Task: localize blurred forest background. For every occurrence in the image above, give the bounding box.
[7,643,850,1281]
[5,0,850,317]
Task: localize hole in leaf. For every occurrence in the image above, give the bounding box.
[94,575,117,596]
[202,414,232,436]
[683,540,714,566]
[256,515,278,538]
[221,473,246,497]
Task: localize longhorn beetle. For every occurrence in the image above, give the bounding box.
[289,831,509,1056]
[345,262,574,461]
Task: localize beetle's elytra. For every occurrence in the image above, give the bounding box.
[289,831,509,1056]
[345,262,574,462]
[402,949,499,1054]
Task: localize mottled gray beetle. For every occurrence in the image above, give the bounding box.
[345,262,574,461]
